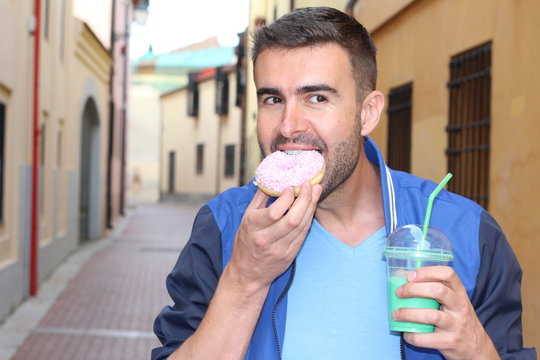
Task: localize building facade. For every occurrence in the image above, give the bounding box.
[0,0,147,324]
[244,0,539,346]
[159,66,242,201]
[130,40,238,204]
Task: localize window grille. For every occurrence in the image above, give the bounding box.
[447,42,492,209]
[224,145,235,177]
[387,83,412,172]
[196,144,204,174]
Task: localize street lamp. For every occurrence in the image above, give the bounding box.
[133,0,149,25]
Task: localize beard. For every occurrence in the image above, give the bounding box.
[258,115,363,201]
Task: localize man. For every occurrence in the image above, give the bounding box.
[152,7,535,360]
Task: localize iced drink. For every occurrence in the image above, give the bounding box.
[383,225,453,333]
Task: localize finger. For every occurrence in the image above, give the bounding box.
[294,183,322,236]
[259,183,317,252]
[276,183,318,237]
[403,331,453,352]
[281,184,322,254]
[398,281,461,310]
[407,266,467,297]
[393,308,452,331]
[249,187,296,228]
[245,188,271,213]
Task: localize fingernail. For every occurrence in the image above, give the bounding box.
[392,309,400,320]
[313,184,322,196]
[396,286,403,297]
[407,271,417,281]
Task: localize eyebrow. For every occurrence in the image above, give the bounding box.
[297,84,337,94]
[257,87,281,98]
[256,84,337,98]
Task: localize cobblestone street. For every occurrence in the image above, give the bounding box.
[0,202,202,360]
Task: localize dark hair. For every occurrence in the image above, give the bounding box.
[251,7,377,99]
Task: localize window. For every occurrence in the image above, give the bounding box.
[387,83,412,172]
[168,151,175,193]
[0,103,5,222]
[57,128,62,168]
[196,144,204,174]
[187,72,199,117]
[44,0,50,40]
[447,42,492,209]
[215,67,229,115]
[59,0,66,60]
[224,145,235,177]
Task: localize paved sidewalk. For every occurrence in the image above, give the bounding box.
[0,201,202,360]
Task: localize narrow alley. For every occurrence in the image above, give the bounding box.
[0,201,202,360]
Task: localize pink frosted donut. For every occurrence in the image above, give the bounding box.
[254,150,325,196]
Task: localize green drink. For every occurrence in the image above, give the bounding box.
[383,225,454,333]
[388,276,440,333]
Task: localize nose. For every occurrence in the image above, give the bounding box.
[279,103,308,139]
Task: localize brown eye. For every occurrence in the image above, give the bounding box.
[309,95,327,103]
[264,96,283,105]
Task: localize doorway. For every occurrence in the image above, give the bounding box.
[79,98,100,241]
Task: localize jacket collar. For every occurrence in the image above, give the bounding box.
[364,137,397,235]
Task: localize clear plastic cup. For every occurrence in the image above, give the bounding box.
[383,225,454,333]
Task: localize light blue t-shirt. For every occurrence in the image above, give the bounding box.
[282,220,401,359]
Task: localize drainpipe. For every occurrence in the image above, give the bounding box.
[30,0,42,296]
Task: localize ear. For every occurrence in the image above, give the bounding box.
[359,90,384,136]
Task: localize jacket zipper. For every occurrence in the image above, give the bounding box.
[401,333,406,360]
[272,259,297,360]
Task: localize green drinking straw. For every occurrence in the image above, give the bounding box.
[416,173,453,268]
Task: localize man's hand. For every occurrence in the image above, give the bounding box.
[392,266,500,360]
[170,182,321,360]
[227,182,322,293]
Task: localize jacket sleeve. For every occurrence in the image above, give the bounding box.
[151,205,223,360]
[471,211,537,359]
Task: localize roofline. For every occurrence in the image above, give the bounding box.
[161,84,188,98]
[81,22,111,56]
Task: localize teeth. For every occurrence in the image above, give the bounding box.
[284,150,303,155]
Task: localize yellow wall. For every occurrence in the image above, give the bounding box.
[71,21,111,236]
[161,70,242,198]
[127,84,161,204]
[0,0,34,264]
[359,0,540,346]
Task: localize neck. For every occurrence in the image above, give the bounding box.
[315,150,385,247]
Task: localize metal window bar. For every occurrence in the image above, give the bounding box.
[387,83,413,173]
[446,42,491,209]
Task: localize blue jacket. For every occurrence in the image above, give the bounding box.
[152,138,536,360]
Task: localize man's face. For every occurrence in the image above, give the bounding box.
[254,44,363,200]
